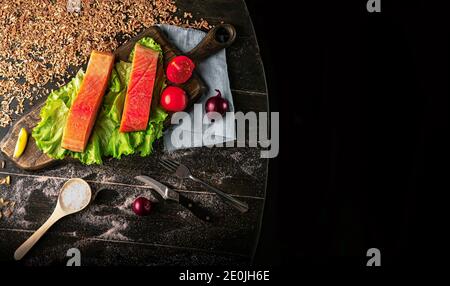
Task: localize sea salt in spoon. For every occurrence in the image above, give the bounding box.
[14,178,92,261]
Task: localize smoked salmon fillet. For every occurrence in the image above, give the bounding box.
[61,51,115,152]
[120,44,159,133]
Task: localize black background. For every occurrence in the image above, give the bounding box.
[247,0,450,269]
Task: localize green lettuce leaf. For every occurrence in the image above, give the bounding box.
[32,70,84,160]
[32,37,168,165]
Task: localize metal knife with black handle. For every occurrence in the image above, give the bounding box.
[135,175,212,222]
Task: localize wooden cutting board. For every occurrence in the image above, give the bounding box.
[0,24,236,171]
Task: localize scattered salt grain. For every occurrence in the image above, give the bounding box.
[99,220,129,241]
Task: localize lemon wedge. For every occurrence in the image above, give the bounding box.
[13,128,28,158]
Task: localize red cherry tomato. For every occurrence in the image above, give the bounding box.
[160,86,187,112]
[166,56,195,84]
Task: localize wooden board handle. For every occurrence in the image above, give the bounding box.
[186,24,236,62]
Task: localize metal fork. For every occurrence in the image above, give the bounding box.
[160,158,249,213]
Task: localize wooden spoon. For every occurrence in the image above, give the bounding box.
[14,178,92,261]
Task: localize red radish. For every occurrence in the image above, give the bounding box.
[160,86,188,112]
[132,197,153,216]
[205,89,229,119]
[166,55,195,84]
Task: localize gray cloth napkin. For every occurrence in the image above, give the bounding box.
[158,25,236,151]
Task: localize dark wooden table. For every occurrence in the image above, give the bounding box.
[0,0,268,266]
